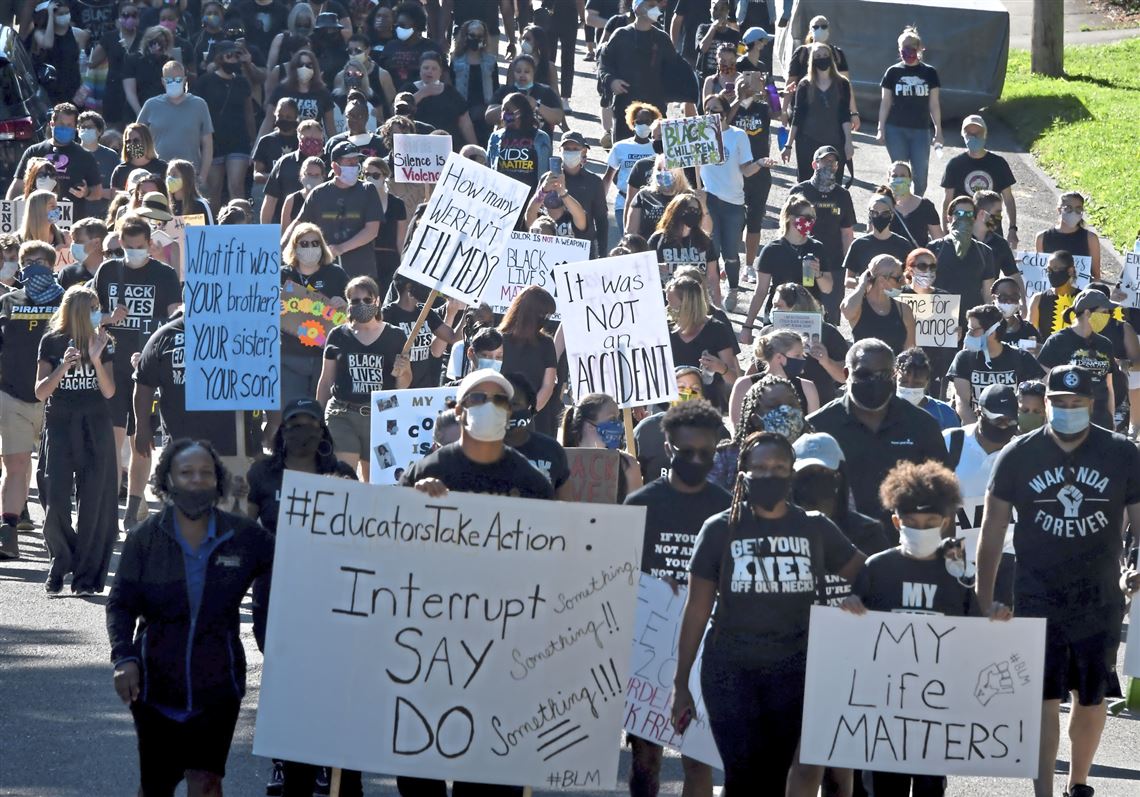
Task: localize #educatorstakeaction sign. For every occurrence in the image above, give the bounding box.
[393,134,453,183]
[662,114,724,170]
[397,153,529,303]
[1015,251,1092,301]
[555,251,678,409]
[368,386,457,485]
[254,471,645,789]
[479,231,592,318]
[896,293,961,348]
[801,606,1046,777]
[183,224,281,410]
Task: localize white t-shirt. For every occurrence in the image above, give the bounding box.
[606,138,655,211]
[698,125,753,206]
[944,423,1015,556]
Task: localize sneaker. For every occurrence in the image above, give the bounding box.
[600,131,612,149]
[744,265,757,284]
[0,523,18,560]
[45,579,64,597]
[74,586,101,597]
[1065,786,1095,797]
[724,288,739,313]
[584,50,596,62]
[266,760,285,796]
[17,507,34,531]
[118,472,128,502]
[562,98,571,112]
[777,14,790,27]
[314,767,331,795]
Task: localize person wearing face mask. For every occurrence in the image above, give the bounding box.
[378,1,443,86]
[741,329,819,417]
[543,132,609,254]
[193,1,228,71]
[893,347,960,431]
[947,304,1043,425]
[783,14,855,125]
[164,159,213,224]
[87,2,144,127]
[108,440,274,797]
[196,41,255,212]
[524,165,588,241]
[110,123,168,192]
[978,364,1140,797]
[755,283,847,403]
[967,190,1021,293]
[8,103,103,220]
[940,114,1018,248]
[279,155,327,229]
[503,371,572,499]
[58,218,108,289]
[729,69,775,275]
[75,111,118,220]
[449,20,501,146]
[712,374,805,489]
[624,399,727,797]
[486,53,565,136]
[674,430,865,793]
[1016,378,1047,433]
[1038,289,1118,430]
[137,61,215,185]
[358,156,408,297]
[628,156,692,240]
[1028,249,1082,338]
[262,47,338,141]
[809,338,948,526]
[93,215,182,531]
[701,42,740,102]
[886,160,943,248]
[317,276,411,480]
[783,46,854,185]
[648,193,718,281]
[253,98,301,189]
[990,276,1040,351]
[123,25,176,115]
[1036,190,1102,280]
[875,26,943,198]
[843,254,916,355]
[634,366,727,482]
[402,51,476,148]
[603,103,661,236]
[446,326,504,385]
[841,191,914,288]
[929,195,996,330]
[0,242,66,560]
[695,2,741,80]
[324,94,385,159]
[668,274,740,412]
[27,1,90,105]
[560,392,644,497]
[262,120,327,224]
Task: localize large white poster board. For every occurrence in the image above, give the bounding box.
[480,231,592,318]
[1125,597,1140,678]
[896,293,961,348]
[1015,251,1092,301]
[624,574,721,768]
[397,153,529,303]
[368,386,457,484]
[554,251,678,408]
[255,472,645,789]
[1116,251,1140,310]
[801,606,1046,777]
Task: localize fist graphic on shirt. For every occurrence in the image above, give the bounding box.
[1057,484,1084,518]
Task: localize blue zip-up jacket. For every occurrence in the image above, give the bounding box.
[106,506,274,712]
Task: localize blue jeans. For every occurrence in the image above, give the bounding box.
[706,192,746,289]
[884,123,932,196]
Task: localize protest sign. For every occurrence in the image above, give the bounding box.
[368,386,457,484]
[801,606,1045,777]
[393,134,454,183]
[555,251,677,408]
[563,448,621,504]
[183,224,281,410]
[768,311,822,345]
[896,293,961,348]
[280,281,348,350]
[0,199,19,234]
[1126,598,1140,678]
[52,199,73,232]
[255,471,644,788]
[1015,251,1092,301]
[1116,252,1140,309]
[624,574,722,769]
[397,153,529,303]
[480,231,592,318]
[662,115,724,170]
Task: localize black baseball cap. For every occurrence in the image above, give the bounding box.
[1045,365,1094,398]
[283,398,323,422]
[978,384,1017,420]
[329,141,361,162]
[561,131,588,148]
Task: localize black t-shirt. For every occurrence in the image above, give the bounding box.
[755,235,828,309]
[733,99,771,161]
[380,37,443,86]
[689,505,858,663]
[381,301,446,388]
[124,52,167,108]
[94,258,182,358]
[983,230,1018,277]
[512,432,570,489]
[400,442,555,498]
[502,334,558,403]
[58,263,98,290]
[629,188,673,238]
[15,140,103,220]
[854,548,979,616]
[407,84,469,144]
[648,230,719,278]
[281,264,349,358]
[265,151,309,221]
[928,237,996,324]
[989,425,1140,623]
[111,157,169,191]
[693,23,741,77]
[38,332,114,411]
[134,317,241,455]
[268,85,334,124]
[998,320,1041,349]
[626,477,732,583]
[253,131,297,171]
[324,131,386,162]
[323,323,407,404]
[669,316,736,368]
[374,195,409,255]
[0,290,61,403]
[879,62,941,129]
[297,182,384,279]
[632,411,731,483]
[626,155,656,197]
[247,457,357,533]
[947,345,1044,404]
[820,510,891,606]
[940,151,1016,197]
[891,198,941,249]
[789,182,855,272]
[841,232,914,277]
[196,73,254,151]
[671,0,710,59]
[1037,328,1116,428]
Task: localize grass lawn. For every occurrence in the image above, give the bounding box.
[990,41,1140,253]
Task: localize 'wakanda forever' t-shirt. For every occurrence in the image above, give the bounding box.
[38,331,114,411]
[626,477,732,584]
[988,424,1140,625]
[689,505,858,663]
[854,548,979,616]
[323,323,407,405]
[400,442,554,499]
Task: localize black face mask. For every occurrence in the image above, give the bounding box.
[670,454,714,487]
[678,209,702,228]
[793,470,839,511]
[166,485,217,521]
[1047,270,1071,288]
[979,417,1017,446]
[783,355,806,379]
[870,215,892,232]
[814,58,832,71]
[278,119,298,135]
[507,408,532,430]
[283,424,323,456]
[849,377,894,411]
[466,36,483,50]
[745,473,790,511]
[222,61,242,75]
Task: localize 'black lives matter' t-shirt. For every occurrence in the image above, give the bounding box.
[989,425,1140,623]
[247,458,358,534]
[626,477,731,583]
[648,230,719,278]
[947,345,1044,404]
[38,332,114,411]
[135,317,241,455]
[382,301,446,388]
[690,505,858,663]
[854,548,979,616]
[879,61,941,129]
[93,258,182,356]
[323,323,407,405]
[512,432,570,490]
[940,150,1016,198]
[0,290,61,402]
[400,442,555,499]
[1036,328,1116,428]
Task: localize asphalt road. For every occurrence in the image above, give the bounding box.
[2,19,1139,797]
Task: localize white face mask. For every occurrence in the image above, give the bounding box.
[348,132,371,146]
[476,357,503,373]
[645,6,663,21]
[996,301,1019,318]
[78,127,99,146]
[898,522,943,558]
[812,26,830,43]
[633,123,651,139]
[55,13,71,26]
[395,26,414,41]
[463,401,508,441]
[296,66,314,82]
[301,175,322,191]
[561,150,583,169]
[36,176,57,191]
[895,384,925,406]
[124,248,149,267]
[1047,404,1090,435]
[911,271,935,289]
[964,321,1001,352]
[520,40,533,55]
[296,245,322,266]
[337,164,360,184]
[164,78,185,98]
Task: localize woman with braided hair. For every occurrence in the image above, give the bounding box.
[710,374,807,491]
[672,431,866,794]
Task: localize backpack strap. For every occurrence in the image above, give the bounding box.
[946,428,965,470]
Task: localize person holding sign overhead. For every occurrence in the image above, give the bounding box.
[842,254,916,355]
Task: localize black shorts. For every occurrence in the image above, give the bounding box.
[109,366,134,431]
[1041,618,1122,705]
[743,169,772,234]
[131,699,241,795]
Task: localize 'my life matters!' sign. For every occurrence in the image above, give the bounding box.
[801,606,1045,777]
[183,224,281,410]
[369,386,457,484]
[555,251,678,408]
[662,114,724,170]
[254,472,645,790]
[397,153,529,303]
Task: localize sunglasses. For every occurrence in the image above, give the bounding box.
[365,172,384,180]
[952,209,975,219]
[296,239,321,248]
[868,211,892,220]
[106,247,124,258]
[911,260,936,271]
[463,392,511,410]
[349,296,376,305]
[349,48,366,56]
[881,272,905,283]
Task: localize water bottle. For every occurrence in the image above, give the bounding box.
[776,123,789,151]
[765,80,782,114]
[78,48,88,78]
[699,350,715,385]
[934,143,944,160]
[801,255,816,288]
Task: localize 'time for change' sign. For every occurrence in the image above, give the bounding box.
[254,472,645,789]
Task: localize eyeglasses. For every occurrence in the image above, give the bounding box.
[462,392,511,409]
[22,259,49,269]
[349,296,376,305]
[881,272,905,283]
[296,239,321,248]
[348,49,366,56]
[911,260,936,271]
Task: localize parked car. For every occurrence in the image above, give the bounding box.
[0,25,52,185]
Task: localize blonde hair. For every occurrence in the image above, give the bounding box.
[666,275,709,332]
[898,26,921,49]
[20,190,59,245]
[780,193,815,236]
[756,330,803,364]
[283,222,335,268]
[650,156,690,194]
[140,25,173,54]
[121,122,158,162]
[48,285,102,360]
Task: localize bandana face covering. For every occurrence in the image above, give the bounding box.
[20,264,63,304]
[757,405,805,441]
